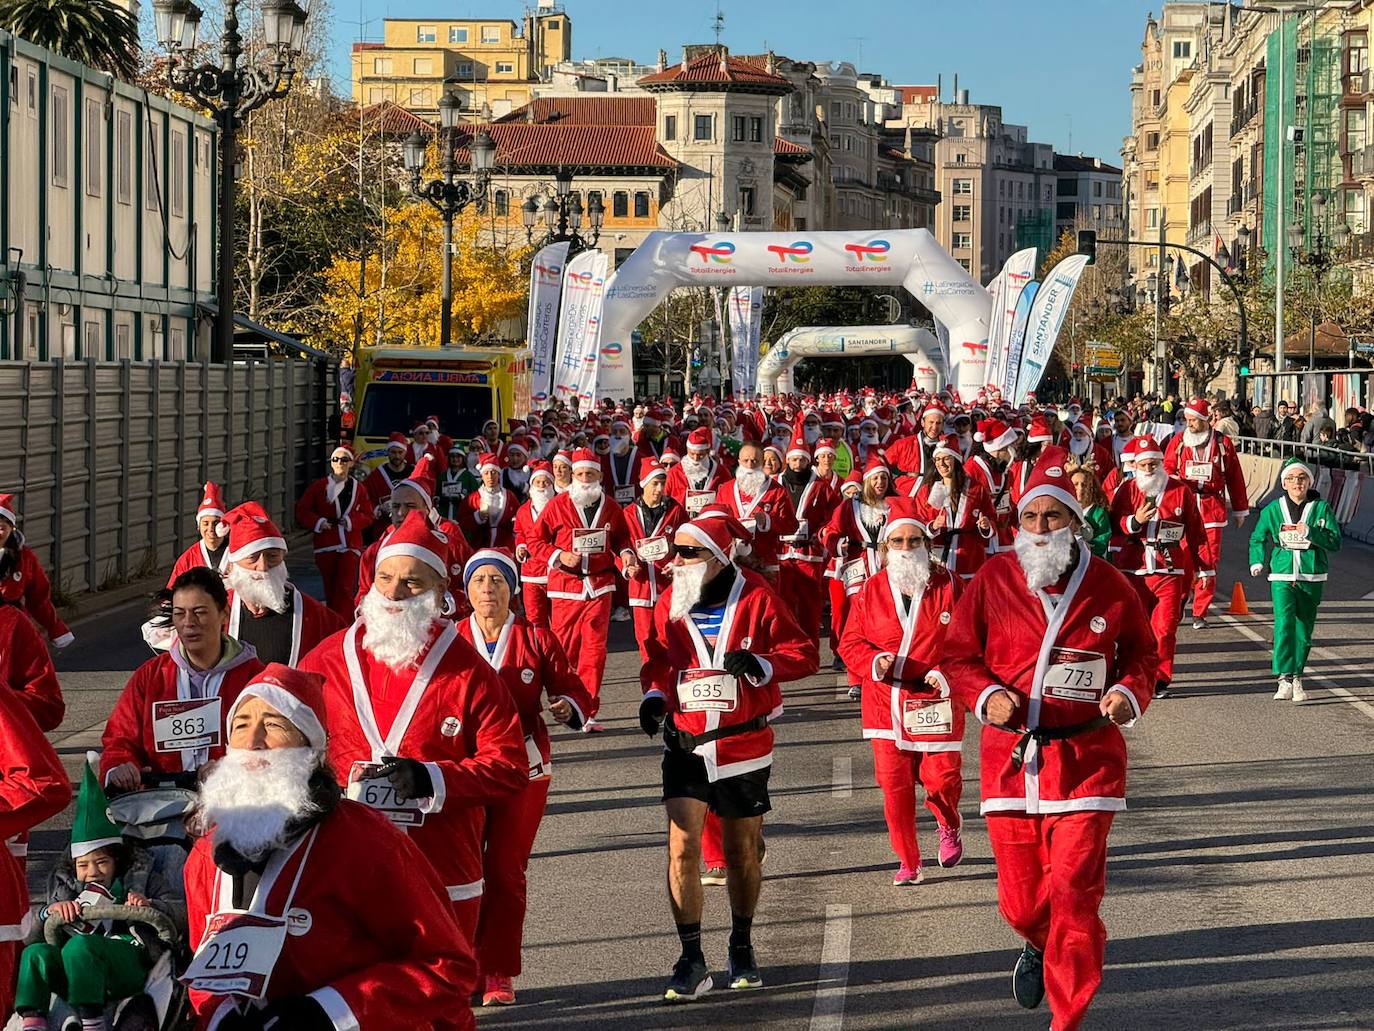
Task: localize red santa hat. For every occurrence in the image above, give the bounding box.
[528,460,554,485]
[410,421,430,437]
[217,502,287,564]
[478,451,504,474]
[660,444,681,465]
[570,447,602,473]
[229,663,328,753]
[197,482,226,521]
[861,452,890,482]
[678,511,753,566]
[639,456,668,486]
[763,443,784,464]
[1026,415,1054,444]
[376,510,451,579]
[0,492,16,526]
[685,426,712,452]
[977,418,1018,453]
[840,468,863,495]
[1183,397,1211,422]
[387,432,408,451]
[1015,446,1084,520]
[814,437,837,458]
[426,415,443,429]
[553,449,573,469]
[932,434,963,463]
[921,399,947,421]
[506,436,530,458]
[331,444,355,462]
[786,433,813,462]
[880,496,927,540]
[1123,434,1164,464]
[395,453,438,506]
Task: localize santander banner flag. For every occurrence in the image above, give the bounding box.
[552,249,609,406]
[986,248,1038,396]
[526,241,570,406]
[1013,254,1091,405]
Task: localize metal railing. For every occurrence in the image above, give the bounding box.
[1234,435,1374,474]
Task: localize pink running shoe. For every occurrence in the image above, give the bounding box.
[938,825,964,868]
[483,974,515,1006]
[893,863,924,886]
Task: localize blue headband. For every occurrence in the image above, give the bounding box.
[463,549,519,596]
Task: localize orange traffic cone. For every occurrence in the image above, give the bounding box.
[1225,581,1250,616]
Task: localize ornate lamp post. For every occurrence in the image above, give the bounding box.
[1289,192,1351,370]
[521,167,603,256]
[151,0,309,363]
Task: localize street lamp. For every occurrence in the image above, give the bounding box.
[402,91,495,347]
[1290,191,1352,371]
[151,0,308,363]
[522,167,603,256]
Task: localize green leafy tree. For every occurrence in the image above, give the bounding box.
[0,0,139,77]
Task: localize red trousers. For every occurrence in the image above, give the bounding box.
[701,810,765,870]
[549,594,612,702]
[523,583,550,630]
[632,605,654,661]
[476,776,551,977]
[828,575,847,655]
[315,550,361,619]
[1191,525,1223,618]
[870,739,962,869]
[452,896,480,944]
[1130,573,1186,684]
[780,562,826,641]
[986,811,1115,1031]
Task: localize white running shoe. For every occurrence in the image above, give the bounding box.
[1290,677,1307,703]
[1272,676,1292,701]
[582,718,606,733]
[611,606,631,622]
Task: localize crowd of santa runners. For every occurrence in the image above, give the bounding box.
[0,381,1347,1031]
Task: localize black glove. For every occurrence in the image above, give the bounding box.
[377,757,433,802]
[258,995,333,1031]
[723,650,765,681]
[639,694,666,738]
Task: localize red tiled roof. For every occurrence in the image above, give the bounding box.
[897,85,937,105]
[774,136,810,157]
[362,100,435,137]
[497,96,657,127]
[639,51,791,91]
[451,123,676,170]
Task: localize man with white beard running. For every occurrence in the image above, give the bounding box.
[218,502,344,667]
[943,457,1157,1031]
[513,461,557,630]
[184,663,479,1031]
[713,442,797,586]
[667,427,729,518]
[637,513,818,1003]
[300,512,527,942]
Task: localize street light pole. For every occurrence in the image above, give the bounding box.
[1290,191,1351,374]
[151,0,309,363]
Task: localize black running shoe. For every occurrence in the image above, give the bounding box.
[1011,942,1045,1009]
[664,955,713,1003]
[727,946,763,990]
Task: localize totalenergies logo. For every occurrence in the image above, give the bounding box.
[566,270,605,289]
[766,241,813,263]
[961,340,989,356]
[844,239,891,262]
[533,261,562,284]
[600,341,623,358]
[690,241,736,265]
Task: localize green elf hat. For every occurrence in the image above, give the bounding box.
[70,759,123,859]
[1280,456,1315,484]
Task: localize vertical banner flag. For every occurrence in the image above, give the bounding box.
[984,270,1006,390]
[1013,254,1091,405]
[987,248,1038,396]
[1001,281,1040,399]
[934,321,952,386]
[747,286,764,393]
[526,241,570,406]
[728,286,765,394]
[553,249,610,406]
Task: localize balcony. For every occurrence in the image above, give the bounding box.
[1228,192,1243,215]
[1344,69,1369,98]
[1348,228,1374,260]
[1229,99,1260,138]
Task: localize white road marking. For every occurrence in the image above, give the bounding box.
[1219,613,1374,723]
[809,903,853,1031]
[832,757,853,799]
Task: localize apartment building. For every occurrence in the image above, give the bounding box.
[1053,154,1125,243]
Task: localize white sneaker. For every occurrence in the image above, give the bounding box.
[1290,677,1307,703]
[611,606,631,623]
[581,718,606,733]
[1272,676,1292,701]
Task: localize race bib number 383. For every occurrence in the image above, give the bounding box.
[152,697,222,753]
[1043,648,1107,702]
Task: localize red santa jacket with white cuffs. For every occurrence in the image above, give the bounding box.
[455,612,598,765]
[942,548,1158,815]
[641,568,818,782]
[600,449,641,508]
[363,462,413,520]
[529,490,633,602]
[226,584,346,667]
[303,621,527,904]
[1163,430,1250,528]
[0,605,65,731]
[712,480,798,574]
[513,497,550,588]
[820,498,889,595]
[623,497,688,609]
[911,479,998,580]
[185,800,478,1031]
[0,541,72,645]
[779,473,838,567]
[666,457,729,515]
[1109,475,1210,578]
[166,540,229,588]
[294,476,375,555]
[457,487,519,551]
[355,518,473,611]
[839,565,964,752]
[965,454,1014,548]
[99,647,265,783]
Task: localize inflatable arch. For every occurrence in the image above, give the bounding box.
[594,230,991,399]
[756,325,944,395]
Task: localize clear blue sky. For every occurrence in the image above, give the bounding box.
[324,0,1161,163]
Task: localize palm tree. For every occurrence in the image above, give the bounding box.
[0,0,140,78]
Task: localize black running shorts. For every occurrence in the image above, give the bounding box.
[661,743,772,819]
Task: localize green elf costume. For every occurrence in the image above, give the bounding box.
[1247,457,1342,703]
[14,765,154,1031]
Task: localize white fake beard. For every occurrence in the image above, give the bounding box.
[886,545,931,597]
[530,484,555,514]
[569,480,603,508]
[465,454,480,472]
[539,439,558,459]
[611,436,631,456]
[506,467,530,489]
[225,561,289,614]
[669,559,711,622]
[1014,526,1077,591]
[803,425,821,445]
[928,481,949,509]
[197,747,321,861]
[426,430,439,444]
[860,501,887,532]
[359,587,441,672]
[860,431,878,446]
[1183,427,1210,448]
[1069,435,1092,457]
[735,466,767,498]
[1134,467,1168,497]
[681,454,708,477]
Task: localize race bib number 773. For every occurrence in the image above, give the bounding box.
[1043,648,1107,703]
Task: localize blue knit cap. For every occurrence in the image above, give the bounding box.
[463,549,520,596]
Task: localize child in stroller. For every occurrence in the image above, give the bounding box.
[10,764,187,1031]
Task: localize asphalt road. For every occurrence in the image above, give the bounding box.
[35,524,1374,1031]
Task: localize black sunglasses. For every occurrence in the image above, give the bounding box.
[673,544,712,559]
[331,457,353,464]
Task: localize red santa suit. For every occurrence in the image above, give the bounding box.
[712,475,798,582]
[884,431,941,480]
[777,461,838,639]
[838,557,964,871]
[819,474,891,687]
[294,462,375,617]
[666,452,729,517]
[623,473,688,659]
[1110,439,1209,687]
[0,536,72,646]
[458,483,519,552]
[186,803,478,1031]
[530,457,633,706]
[600,447,642,510]
[513,495,552,630]
[363,455,413,523]
[912,477,998,580]
[944,534,1156,1031]
[1163,412,1249,619]
[0,604,65,732]
[167,482,230,587]
[0,687,71,1016]
[226,582,345,667]
[455,602,594,979]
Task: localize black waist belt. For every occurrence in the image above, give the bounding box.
[666,713,769,752]
[1004,715,1112,772]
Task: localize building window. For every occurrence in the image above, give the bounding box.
[449,26,468,43]
[829,133,839,147]
[373,57,393,74]
[749,116,763,143]
[1094,181,1103,197]
[694,114,712,140]
[170,326,185,359]
[116,110,132,205]
[83,320,101,360]
[1058,178,1077,196]
[26,69,36,111]
[1347,108,1367,152]
[732,115,746,142]
[368,87,384,104]
[116,323,131,359]
[547,19,560,29]
[1093,205,1102,220]
[1173,40,1191,60]
[416,25,436,43]
[1146,207,1159,228]
[481,25,500,43]
[85,97,102,197]
[495,62,514,75]
[953,204,971,221]
[414,58,433,75]
[609,191,627,218]
[170,129,185,217]
[634,191,650,218]
[6,66,14,107]
[494,189,508,215]
[146,130,159,212]
[740,186,756,216]
[1150,88,1161,108]
[952,178,972,195]
[51,85,68,188]
[957,257,971,272]
[409,88,432,106]
[456,61,474,77]
[831,101,842,120]
[664,114,676,140]
[953,232,972,249]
